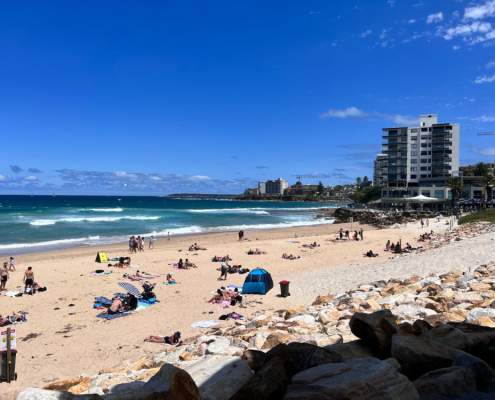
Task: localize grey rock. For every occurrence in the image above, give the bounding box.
[185,355,252,400]
[285,357,419,400]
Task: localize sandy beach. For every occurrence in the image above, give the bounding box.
[0,218,465,398]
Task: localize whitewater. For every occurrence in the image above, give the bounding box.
[0,195,341,254]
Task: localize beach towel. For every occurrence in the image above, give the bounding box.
[97,311,131,320]
[191,320,218,329]
[164,281,177,285]
[3,291,21,298]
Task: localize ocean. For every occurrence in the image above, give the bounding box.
[0,195,339,254]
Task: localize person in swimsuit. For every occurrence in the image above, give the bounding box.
[24,266,35,294]
[0,263,8,291]
[108,297,124,314]
[145,331,181,345]
[8,257,15,272]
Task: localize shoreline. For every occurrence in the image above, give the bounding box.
[0,218,337,257]
[1,218,455,398]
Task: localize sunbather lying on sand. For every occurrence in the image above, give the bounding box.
[282,253,300,260]
[302,242,320,249]
[247,248,266,255]
[108,256,131,268]
[212,255,232,262]
[108,298,124,314]
[184,259,197,268]
[0,311,27,326]
[145,331,182,345]
[208,288,242,305]
[364,250,378,257]
[123,270,158,281]
[188,243,206,251]
[165,274,177,284]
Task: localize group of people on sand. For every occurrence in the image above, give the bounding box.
[177,258,197,269]
[418,231,435,242]
[247,248,266,255]
[282,253,300,260]
[384,240,418,254]
[338,228,364,241]
[0,311,27,327]
[188,243,206,251]
[1,257,39,295]
[212,255,231,262]
[209,287,243,306]
[123,270,159,281]
[129,236,146,252]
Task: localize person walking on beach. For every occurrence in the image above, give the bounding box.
[359,228,364,240]
[0,262,9,291]
[219,262,229,280]
[24,266,34,294]
[238,230,244,241]
[148,235,155,249]
[8,257,15,272]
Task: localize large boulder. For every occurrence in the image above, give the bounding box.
[349,310,398,358]
[391,335,454,380]
[423,324,469,351]
[230,356,289,400]
[449,322,495,367]
[265,343,342,378]
[284,357,419,400]
[324,340,373,361]
[413,366,477,399]
[17,390,100,400]
[242,349,266,372]
[185,355,252,400]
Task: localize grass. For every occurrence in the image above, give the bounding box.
[459,208,495,225]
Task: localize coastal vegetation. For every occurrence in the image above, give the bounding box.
[459,208,495,225]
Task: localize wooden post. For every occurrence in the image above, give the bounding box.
[6,328,12,383]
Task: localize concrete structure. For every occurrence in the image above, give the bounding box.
[258,178,288,196]
[379,114,460,200]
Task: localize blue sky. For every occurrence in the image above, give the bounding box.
[0,0,494,195]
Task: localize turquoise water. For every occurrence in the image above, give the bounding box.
[0,196,338,254]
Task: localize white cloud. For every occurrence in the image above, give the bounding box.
[320,107,367,119]
[320,107,417,126]
[464,0,495,20]
[408,19,416,24]
[391,114,418,126]
[427,12,443,24]
[359,29,373,38]
[0,174,6,182]
[475,74,495,84]
[189,175,211,181]
[24,175,38,182]
[486,60,495,68]
[473,115,495,122]
[475,146,495,156]
[444,21,492,40]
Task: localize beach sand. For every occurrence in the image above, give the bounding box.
[0,218,462,398]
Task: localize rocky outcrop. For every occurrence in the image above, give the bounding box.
[285,357,419,400]
[18,255,495,400]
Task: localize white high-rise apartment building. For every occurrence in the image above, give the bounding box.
[378,114,460,199]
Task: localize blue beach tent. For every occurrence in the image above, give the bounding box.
[242,268,274,295]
